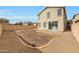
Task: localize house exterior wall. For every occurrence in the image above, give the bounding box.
[38,7,67,32]
[23,23,28,26]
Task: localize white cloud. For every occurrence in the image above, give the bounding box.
[0,10,34,16]
[0,10,13,13]
[0,15,36,19]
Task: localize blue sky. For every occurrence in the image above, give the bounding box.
[0,6,79,24]
[66,6,79,20]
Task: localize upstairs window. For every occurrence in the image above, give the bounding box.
[47,12,50,18]
[57,9,62,16]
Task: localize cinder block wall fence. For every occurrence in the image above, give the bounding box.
[2,23,37,31]
[71,14,79,42]
[71,23,79,42]
[0,24,2,37]
[0,23,37,37]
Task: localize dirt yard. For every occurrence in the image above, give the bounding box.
[0,30,42,53]
[14,30,54,47]
[0,30,79,53]
[40,31,79,53]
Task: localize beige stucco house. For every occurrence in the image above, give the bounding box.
[37,7,67,32]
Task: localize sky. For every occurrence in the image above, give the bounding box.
[0,6,79,24]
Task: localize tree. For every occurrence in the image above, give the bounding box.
[14,21,23,25]
[0,18,9,23]
[23,21,33,26]
[27,21,33,25]
[19,21,23,25]
[66,20,72,31]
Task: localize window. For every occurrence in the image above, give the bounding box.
[57,9,62,16]
[48,21,58,30]
[43,22,46,28]
[39,22,41,27]
[54,21,58,27]
[47,12,50,18]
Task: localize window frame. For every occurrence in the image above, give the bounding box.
[57,8,62,16]
[47,12,50,18]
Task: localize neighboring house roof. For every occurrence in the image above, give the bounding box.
[72,14,79,23]
[75,20,79,23]
[37,6,67,20]
[72,14,79,19]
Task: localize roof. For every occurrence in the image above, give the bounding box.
[73,14,79,19]
[37,6,65,16]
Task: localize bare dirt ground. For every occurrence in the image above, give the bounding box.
[0,30,42,53]
[40,31,79,53]
[14,30,54,47]
[0,30,79,53]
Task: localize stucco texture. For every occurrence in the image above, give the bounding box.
[38,7,67,32]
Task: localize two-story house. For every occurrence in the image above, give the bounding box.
[37,7,67,32]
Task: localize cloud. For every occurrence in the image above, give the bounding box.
[0,10,33,16]
[0,10,13,13]
[0,15,36,19]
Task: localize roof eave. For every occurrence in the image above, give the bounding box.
[37,6,65,16]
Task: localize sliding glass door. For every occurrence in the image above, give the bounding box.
[48,21,58,31]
